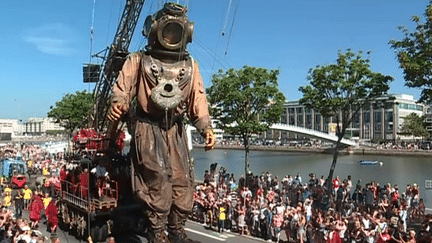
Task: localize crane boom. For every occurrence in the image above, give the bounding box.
[93,0,146,132]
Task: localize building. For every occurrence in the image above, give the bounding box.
[189,119,224,144]
[264,94,427,142]
[0,119,20,141]
[24,117,65,136]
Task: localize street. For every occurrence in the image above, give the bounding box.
[25,211,270,243]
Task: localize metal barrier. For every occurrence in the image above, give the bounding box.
[60,178,118,211]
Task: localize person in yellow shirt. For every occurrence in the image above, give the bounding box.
[42,192,51,224]
[27,160,32,169]
[3,193,12,209]
[42,167,50,177]
[218,203,226,233]
[23,185,32,209]
[43,192,51,209]
[3,185,12,198]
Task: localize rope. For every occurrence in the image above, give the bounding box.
[87,0,97,93]
[222,0,233,36]
[194,38,230,69]
[225,0,240,56]
[105,0,115,47]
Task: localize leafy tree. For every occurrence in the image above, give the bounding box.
[207,66,286,177]
[48,90,94,137]
[299,50,393,195]
[389,1,432,103]
[400,113,429,139]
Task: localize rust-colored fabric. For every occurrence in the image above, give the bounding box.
[111,52,210,229]
[111,52,211,134]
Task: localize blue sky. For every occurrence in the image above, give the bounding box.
[0,0,430,120]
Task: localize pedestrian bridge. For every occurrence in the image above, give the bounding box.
[270,123,357,147]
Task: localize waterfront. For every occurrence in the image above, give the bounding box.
[191,147,432,208]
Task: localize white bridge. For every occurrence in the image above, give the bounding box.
[270,123,357,147]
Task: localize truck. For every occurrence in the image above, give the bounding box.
[0,157,28,189]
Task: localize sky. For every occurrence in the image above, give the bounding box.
[0,0,430,120]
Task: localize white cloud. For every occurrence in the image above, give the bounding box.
[24,23,77,56]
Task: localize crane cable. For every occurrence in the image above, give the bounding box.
[225,0,240,56]
[221,0,233,37]
[87,0,97,93]
[105,0,115,50]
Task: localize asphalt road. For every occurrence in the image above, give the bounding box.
[23,210,269,243]
[21,177,272,243]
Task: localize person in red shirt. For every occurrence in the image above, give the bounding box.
[80,168,89,199]
[29,192,44,229]
[333,176,340,196]
[256,185,263,199]
[59,165,67,181]
[267,187,275,203]
[46,198,58,233]
[377,227,391,243]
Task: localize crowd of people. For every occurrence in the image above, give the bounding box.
[0,142,119,243]
[2,142,432,242]
[0,143,66,243]
[191,165,430,243]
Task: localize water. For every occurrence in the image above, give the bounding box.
[191,148,432,208]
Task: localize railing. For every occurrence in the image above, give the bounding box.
[60,178,118,211]
[61,180,90,210]
[270,123,357,146]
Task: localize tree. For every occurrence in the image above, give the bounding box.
[48,90,94,137]
[400,113,429,139]
[299,49,393,196]
[207,66,286,177]
[389,1,432,103]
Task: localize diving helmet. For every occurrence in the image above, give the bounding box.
[143,2,194,53]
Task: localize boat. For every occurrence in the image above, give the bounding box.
[359,160,383,166]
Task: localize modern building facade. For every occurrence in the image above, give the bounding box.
[264,94,427,142]
[24,117,65,136]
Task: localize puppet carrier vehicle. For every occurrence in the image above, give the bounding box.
[57,129,149,242]
[0,157,28,189]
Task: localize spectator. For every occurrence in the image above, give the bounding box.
[218,203,226,233]
[13,189,24,218]
[29,192,44,229]
[23,186,32,210]
[191,166,430,243]
[80,168,89,199]
[45,198,58,233]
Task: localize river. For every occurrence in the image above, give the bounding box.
[190,148,432,208]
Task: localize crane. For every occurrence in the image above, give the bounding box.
[58,1,148,242]
[85,0,146,133]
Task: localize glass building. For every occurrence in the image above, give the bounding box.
[264,94,427,142]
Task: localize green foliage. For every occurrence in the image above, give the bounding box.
[207,66,286,141]
[299,49,393,134]
[400,113,429,138]
[299,49,393,195]
[389,1,432,103]
[47,90,94,136]
[207,66,285,177]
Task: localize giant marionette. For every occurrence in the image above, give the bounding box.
[107,3,215,243]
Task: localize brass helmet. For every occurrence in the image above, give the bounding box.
[143,2,194,53]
